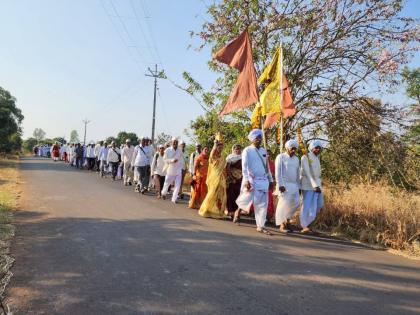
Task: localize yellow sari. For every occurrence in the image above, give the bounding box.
[198,147,227,218]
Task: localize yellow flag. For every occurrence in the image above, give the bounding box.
[258,47,281,115]
[251,102,262,129]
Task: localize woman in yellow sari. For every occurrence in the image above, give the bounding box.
[198,139,226,219]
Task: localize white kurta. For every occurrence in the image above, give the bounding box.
[241,145,273,229]
[275,153,300,225]
[300,152,324,228]
[161,146,184,202]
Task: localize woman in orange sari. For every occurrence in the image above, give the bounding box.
[188,146,209,209]
[198,139,226,219]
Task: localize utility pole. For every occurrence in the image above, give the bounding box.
[82,119,90,145]
[145,64,166,145]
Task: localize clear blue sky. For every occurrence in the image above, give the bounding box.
[0,0,419,143]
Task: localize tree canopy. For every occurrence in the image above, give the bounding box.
[0,86,24,153]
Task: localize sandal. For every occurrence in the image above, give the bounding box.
[257,228,272,236]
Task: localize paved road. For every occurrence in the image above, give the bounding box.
[6,157,420,314]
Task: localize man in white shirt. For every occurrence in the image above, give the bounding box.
[131,137,153,194]
[151,145,166,198]
[94,141,102,172]
[161,138,184,203]
[121,139,135,186]
[107,141,121,180]
[98,142,108,178]
[300,139,324,233]
[178,140,189,199]
[86,143,96,171]
[275,139,301,233]
[241,129,273,235]
[67,143,75,166]
[189,143,201,174]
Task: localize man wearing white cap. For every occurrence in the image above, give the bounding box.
[275,139,301,233]
[151,144,166,198]
[179,140,189,199]
[241,129,273,235]
[121,139,135,186]
[300,139,324,233]
[132,136,153,193]
[161,137,184,203]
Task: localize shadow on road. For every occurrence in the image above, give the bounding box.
[7,209,420,315]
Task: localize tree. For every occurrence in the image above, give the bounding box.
[69,130,80,143]
[401,67,420,190]
[105,136,117,145]
[185,0,417,141]
[33,128,46,144]
[23,137,38,153]
[53,137,66,144]
[401,67,419,147]
[155,132,172,146]
[116,131,138,146]
[0,86,24,153]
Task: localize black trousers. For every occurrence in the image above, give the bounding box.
[87,158,95,170]
[109,162,119,179]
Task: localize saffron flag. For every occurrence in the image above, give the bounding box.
[213,30,259,116]
[258,47,295,117]
[264,112,280,129]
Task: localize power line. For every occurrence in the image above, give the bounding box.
[145,64,166,144]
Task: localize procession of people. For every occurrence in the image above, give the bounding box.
[35,129,324,236]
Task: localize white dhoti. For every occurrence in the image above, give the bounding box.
[275,190,300,226]
[300,190,324,228]
[123,162,133,184]
[161,173,182,202]
[133,167,140,183]
[253,189,268,229]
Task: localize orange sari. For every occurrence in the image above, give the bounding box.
[189,154,209,209]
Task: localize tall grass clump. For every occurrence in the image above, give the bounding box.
[314,182,420,254]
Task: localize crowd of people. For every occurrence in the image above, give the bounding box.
[34,129,324,235]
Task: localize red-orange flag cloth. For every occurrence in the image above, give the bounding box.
[263,75,295,129]
[213,30,259,116]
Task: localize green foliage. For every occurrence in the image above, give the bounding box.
[105,136,117,146]
[402,67,420,103]
[69,130,79,143]
[23,137,38,153]
[116,131,138,146]
[53,137,66,144]
[0,87,23,153]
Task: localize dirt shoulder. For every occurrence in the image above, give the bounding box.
[0,158,19,301]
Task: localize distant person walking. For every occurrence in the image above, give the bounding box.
[151,145,166,198]
[121,139,135,186]
[107,141,120,180]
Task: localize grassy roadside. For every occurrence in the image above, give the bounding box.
[313,182,420,259]
[0,157,19,299]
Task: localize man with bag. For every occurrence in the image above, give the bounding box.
[107,141,121,181]
[131,136,153,194]
[240,129,273,235]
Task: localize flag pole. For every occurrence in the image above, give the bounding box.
[279,43,283,153]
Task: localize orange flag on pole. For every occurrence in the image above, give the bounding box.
[213,30,259,116]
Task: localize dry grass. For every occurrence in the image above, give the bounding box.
[313,182,420,256]
[0,158,18,298]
